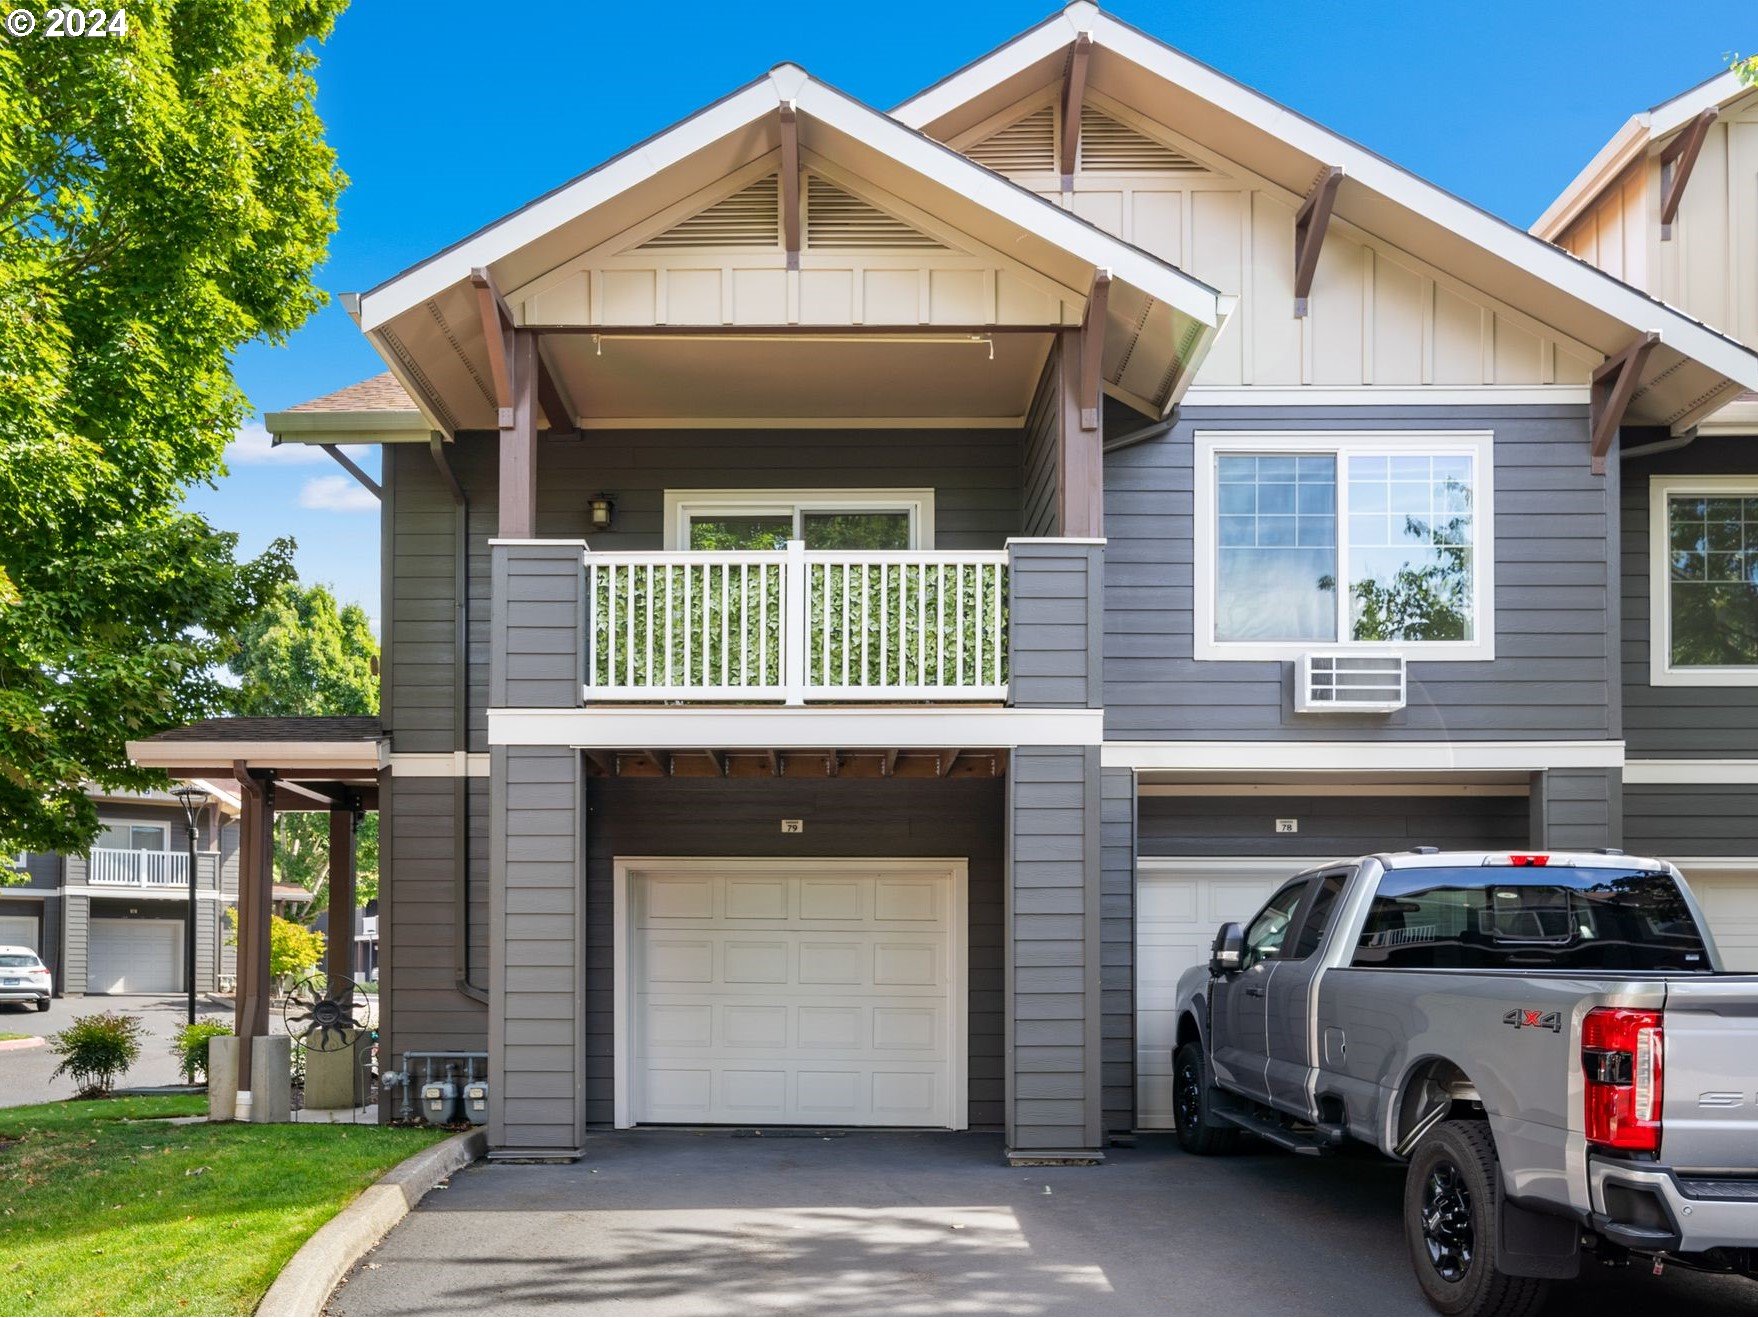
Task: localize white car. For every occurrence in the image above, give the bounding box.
[0,946,51,1011]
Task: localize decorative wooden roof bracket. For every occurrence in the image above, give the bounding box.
[779,101,802,270]
[1589,331,1660,474]
[469,267,578,436]
[1293,166,1344,318]
[1659,107,1718,240]
[1058,32,1092,191]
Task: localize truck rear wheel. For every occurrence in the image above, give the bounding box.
[1172,1041,1238,1155]
[1404,1119,1547,1316]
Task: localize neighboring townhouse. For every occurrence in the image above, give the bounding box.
[2,786,240,997]
[149,3,1758,1162]
[1534,69,1758,980]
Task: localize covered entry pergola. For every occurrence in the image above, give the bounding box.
[128,717,384,1090]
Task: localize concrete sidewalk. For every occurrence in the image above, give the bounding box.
[329,1129,1758,1316]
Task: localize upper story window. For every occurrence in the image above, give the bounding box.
[664,489,934,552]
[1194,432,1495,662]
[94,822,169,852]
[1651,476,1758,686]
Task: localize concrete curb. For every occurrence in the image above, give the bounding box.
[0,1036,45,1052]
[255,1128,486,1318]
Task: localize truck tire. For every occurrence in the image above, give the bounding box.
[1404,1119,1548,1316]
[1172,1041,1239,1155]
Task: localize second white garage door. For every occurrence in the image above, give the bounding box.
[87,918,182,994]
[617,859,967,1129]
[1136,858,1323,1130]
[1680,869,1758,972]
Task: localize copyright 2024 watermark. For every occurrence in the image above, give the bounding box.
[6,6,128,37]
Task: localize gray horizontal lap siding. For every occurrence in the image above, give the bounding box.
[1020,345,1060,539]
[1622,435,1758,758]
[1624,784,1758,857]
[1136,792,1531,856]
[1098,766,1135,1138]
[1103,406,1615,741]
[584,776,1005,1129]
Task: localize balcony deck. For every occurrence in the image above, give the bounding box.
[87,847,190,888]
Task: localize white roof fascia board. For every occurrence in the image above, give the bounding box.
[892,5,1087,129]
[1530,116,1650,240]
[898,9,1758,394]
[263,409,430,445]
[1534,71,1752,240]
[356,79,782,331]
[125,740,389,771]
[791,76,1220,326]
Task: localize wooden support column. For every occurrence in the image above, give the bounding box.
[326,801,356,988]
[1293,166,1344,318]
[1589,332,1660,474]
[1057,325,1104,538]
[1660,108,1718,240]
[232,765,274,1091]
[779,101,802,271]
[499,330,539,538]
[1059,33,1092,191]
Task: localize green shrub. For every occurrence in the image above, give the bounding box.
[49,1012,144,1097]
[171,1018,234,1084]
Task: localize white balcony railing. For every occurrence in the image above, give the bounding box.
[586,541,1008,703]
[88,848,190,887]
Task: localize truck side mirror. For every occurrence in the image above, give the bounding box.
[1210,922,1246,976]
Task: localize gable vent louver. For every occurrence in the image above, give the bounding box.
[1079,106,1202,173]
[965,105,1055,174]
[805,176,945,250]
[641,174,780,249]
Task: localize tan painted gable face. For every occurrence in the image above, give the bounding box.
[955,88,1598,393]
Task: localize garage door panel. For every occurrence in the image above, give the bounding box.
[0,915,38,954]
[630,863,961,1127]
[87,918,182,995]
[1681,869,1758,972]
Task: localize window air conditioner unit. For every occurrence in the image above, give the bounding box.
[1296,652,1406,713]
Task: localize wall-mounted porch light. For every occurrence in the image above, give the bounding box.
[588,495,615,532]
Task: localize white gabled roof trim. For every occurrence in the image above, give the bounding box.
[1533,70,1751,240]
[357,61,1221,334]
[896,5,1758,394]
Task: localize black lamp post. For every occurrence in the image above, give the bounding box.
[171,784,211,1026]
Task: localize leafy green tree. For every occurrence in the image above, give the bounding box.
[227,580,379,912]
[0,1,346,861]
[268,914,325,983]
[1736,53,1758,85]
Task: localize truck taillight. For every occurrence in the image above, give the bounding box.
[1582,1007,1663,1153]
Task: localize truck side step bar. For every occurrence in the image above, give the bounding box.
[1213,1105,1346,1156]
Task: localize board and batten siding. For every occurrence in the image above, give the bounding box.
[1103,405,1617,742]
[1621,436,1758,758]
[583,776,1006,1128]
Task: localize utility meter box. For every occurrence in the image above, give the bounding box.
[462,1079,490,1125]
[420,1078,458,1124]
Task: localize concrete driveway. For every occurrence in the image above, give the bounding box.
[0,993,231,1107]
[329,1130,1757,1317]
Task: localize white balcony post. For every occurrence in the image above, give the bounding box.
[783,538,807,706]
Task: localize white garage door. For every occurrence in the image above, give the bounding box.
[0,914,38,953]
[1136,858,1324,1129]
[620,860,966,1129]
[87,918,183,994]
[1681,869,1758,972]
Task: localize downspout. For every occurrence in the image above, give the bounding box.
[428,437,487,1005]
[1102,416,1176,455]
[1620,431,1698,462]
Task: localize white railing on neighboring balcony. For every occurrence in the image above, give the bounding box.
[586,541,1008,703]
[88,848,190,887]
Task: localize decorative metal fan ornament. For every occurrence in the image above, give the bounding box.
[282,973,375,1052]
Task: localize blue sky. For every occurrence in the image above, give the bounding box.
[196,0,1756,626]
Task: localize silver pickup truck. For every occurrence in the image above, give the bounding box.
[1171,848,1758,1315]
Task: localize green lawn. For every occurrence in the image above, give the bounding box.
[0,1032,32,1041]
[0,1095,449,1315]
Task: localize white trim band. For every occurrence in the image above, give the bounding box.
[489,706,1104,749]
[1623,760,1758,785]
[1102,740,1626,772]
[389,752,491,778]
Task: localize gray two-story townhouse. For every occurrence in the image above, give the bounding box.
[1535,68,1758,981]
[2,786,240,998]
[150,4,1758,1164]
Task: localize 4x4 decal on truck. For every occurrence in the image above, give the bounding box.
[1502,1008,1563,1033]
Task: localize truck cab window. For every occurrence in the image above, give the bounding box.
[1290,872,1349,959]
[1242,880,1308,970]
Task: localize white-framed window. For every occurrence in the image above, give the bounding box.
[1193,431,1496,662]
[662,489,935,552]
[94,821,170,851]
[1649,475,1758,686]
